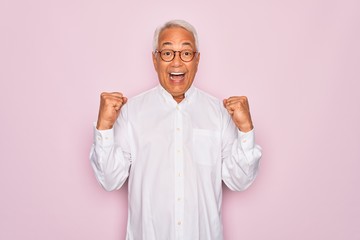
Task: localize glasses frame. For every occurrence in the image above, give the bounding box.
[155,49,198,62]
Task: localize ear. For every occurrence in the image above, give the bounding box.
[195,52,200,66]
[152,52,158,72]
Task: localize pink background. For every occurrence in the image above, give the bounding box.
[1,0,359,239]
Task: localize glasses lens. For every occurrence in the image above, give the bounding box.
[180,50,194,62]
[161,50,174,61]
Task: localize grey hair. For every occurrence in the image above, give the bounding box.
[153,19,199,52]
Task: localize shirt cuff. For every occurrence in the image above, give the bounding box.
[93,122,115,147]
[237,128,255,151]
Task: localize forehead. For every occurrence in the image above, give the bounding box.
[158,27,195,49]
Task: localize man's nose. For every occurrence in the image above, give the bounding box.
[171,52,183,67]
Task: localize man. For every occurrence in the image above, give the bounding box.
[90,20,262,240]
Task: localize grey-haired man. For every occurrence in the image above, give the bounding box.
[90,20,262,240]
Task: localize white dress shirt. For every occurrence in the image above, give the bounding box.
[90,85,262,240]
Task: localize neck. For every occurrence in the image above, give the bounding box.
[173,94,185,103]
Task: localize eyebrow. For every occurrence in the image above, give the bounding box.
[161,42,194,48]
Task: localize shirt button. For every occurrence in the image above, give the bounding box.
[177,221,182,225]
[177,197,181,201]
[176,105,180,110]
[177,149,181,153]
[177,172,181,177]
[176,128,180,131]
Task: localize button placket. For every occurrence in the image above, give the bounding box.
[174,105,184,239]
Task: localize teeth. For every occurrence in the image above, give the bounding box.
[171,72,184,75]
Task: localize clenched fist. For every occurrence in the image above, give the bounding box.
[96,92,127,130]
[223,96,253,133]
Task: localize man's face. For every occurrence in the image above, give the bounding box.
[152,27,200,103]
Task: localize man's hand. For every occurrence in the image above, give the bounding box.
[96,92,127,130]
[223,96,253,133]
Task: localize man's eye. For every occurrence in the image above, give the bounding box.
[163,51,172,56]
[183,51,192,56]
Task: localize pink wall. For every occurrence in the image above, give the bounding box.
[1,0,359,239]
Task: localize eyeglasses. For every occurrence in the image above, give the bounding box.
[155,49,198,62]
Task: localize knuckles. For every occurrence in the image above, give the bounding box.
[100,92,124,103]
[100,92,123,99]
[226,96,248,102]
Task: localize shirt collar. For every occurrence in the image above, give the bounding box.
[157,84,196,104]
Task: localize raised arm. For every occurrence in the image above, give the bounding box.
[221,96,262,191]
[89,92,131,191]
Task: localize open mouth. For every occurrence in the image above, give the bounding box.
[169,72,185,82]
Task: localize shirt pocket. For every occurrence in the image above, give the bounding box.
[192,129,221,166]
